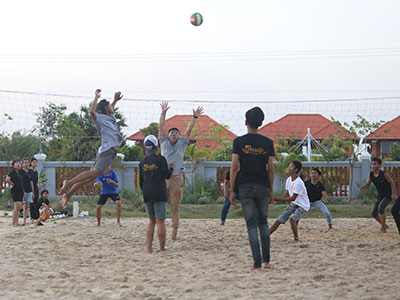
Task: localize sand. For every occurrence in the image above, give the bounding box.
[0,217,399,300]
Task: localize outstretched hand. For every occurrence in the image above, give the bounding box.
[160,101,170,113]
[95,89,102,99]
[114,91,123,102]
[193,106,204,118]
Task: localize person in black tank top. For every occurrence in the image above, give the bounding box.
[359,157,396,233]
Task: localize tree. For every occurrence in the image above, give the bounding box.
[119,144,144,161]
[331,115,387,200]
[0,132,40,161]
[389,142,400,161]
[140,122,158,138]
[35,103,67,138]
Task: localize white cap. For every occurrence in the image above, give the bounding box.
[144,135,158,147]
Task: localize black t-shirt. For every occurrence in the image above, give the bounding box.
[232,133,275,188]
[305,180,326,202]
[8,169,24,197]
[19,169,33,193]
[370,170,392,198]
[225,171,239,193]
[30,169,39,194]
[39,197,50,206]
[139,154,173,203]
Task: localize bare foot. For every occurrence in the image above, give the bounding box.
[380,227,387,233]
[172,228,178,241]
[117,222,122,227]
[250,267,262,271]
[61,194,69,207]
[263,262,271,269]
[294,237,299,242]
[146,248,153,254]
[160,247,166,252]
[59,180,69,194]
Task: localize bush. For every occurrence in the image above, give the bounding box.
[358,185,378,203]
[119,188,144,210]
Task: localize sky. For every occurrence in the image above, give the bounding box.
[1,0,400,135]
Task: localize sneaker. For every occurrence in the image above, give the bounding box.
[37,222,44,226]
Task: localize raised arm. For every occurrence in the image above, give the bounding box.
[159,101,170,139]
[384,172,397,201]
[111,91,123,109]
[90,89,102,120]
[182,106,204,138]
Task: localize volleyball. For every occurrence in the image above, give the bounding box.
[191,13,203,26]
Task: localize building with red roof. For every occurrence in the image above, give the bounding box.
[127,115,236,151]
[366,115,400,158]
[259,114,355,142]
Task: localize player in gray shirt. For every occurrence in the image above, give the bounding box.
[159,101,203,240]
[60,89,124,206]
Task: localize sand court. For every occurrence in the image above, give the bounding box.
[0,217,399,300]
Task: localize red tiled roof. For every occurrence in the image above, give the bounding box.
[366,115,400,140]
[127,115,237,150]
[259,114,355,141]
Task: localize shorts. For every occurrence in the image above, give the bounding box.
[23,192,33,204]
[97,193,121,205]
[11,193,23,203]
[277,203,306,224]
[145,202,167,219]
[93,147,117,173]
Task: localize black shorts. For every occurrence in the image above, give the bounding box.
[11,193,23,203]
[97,193,120,205]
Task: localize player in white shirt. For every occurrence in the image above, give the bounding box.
[269,160,310,241]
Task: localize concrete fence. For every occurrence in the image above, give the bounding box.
[1,156,400,199]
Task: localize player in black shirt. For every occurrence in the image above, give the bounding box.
[304,168,333,229]
[230,107,275,270]
[139,135,174,253]
[359,157,396,233]
[6,160,24,226]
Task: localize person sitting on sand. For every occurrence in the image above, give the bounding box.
[38,190,53,224]
[139,135,175,253]
[270,160,310,242]
[359,157,396,233]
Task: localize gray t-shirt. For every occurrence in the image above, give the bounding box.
[92,113,124,153]
[160,136,187,175]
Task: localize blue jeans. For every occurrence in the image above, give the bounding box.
[239,183,270,268]
[310,200,332,225]
[221,191,240,221]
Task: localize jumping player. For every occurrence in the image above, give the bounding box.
[359,157,396,233]
[60,89,124,206]
[93,166,121,226]
[270,161,310,241]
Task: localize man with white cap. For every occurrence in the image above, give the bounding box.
[159,101,204,240]
[139,135,175,253]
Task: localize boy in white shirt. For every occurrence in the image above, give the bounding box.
[269,160,310,241]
